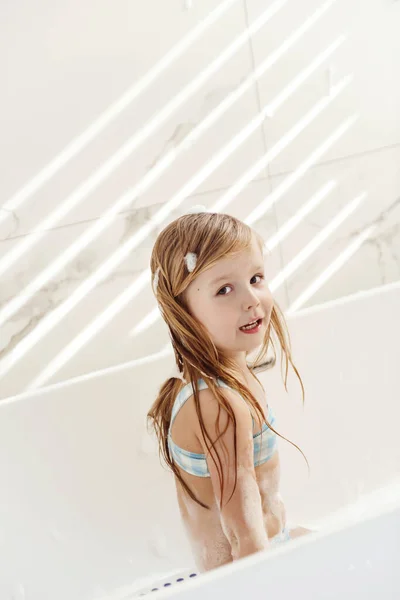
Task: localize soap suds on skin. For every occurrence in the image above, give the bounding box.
[174,437,287,571]
[230,465,270,552]
[257,463,287,534]
[177,485,232,571]
[199,526,232,570]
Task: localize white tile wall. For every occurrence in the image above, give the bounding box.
[0,0,399,396]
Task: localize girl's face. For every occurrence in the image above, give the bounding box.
[184,237,274,372]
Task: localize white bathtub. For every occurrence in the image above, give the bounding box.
[127,502,400,600]
[0,282,399,599]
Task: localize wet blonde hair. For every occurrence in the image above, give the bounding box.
[147,211,308,510]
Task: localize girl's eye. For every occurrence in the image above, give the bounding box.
[217,274,264,296]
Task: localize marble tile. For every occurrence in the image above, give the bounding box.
[269,145,400,309]
[0,178,285,399]
[1,0,399,398]
[246,0,400,175]
[0,0,266,239]
[293,216,400,309]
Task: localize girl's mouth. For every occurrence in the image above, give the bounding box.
[239,318,263,333]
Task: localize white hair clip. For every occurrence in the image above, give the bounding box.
[184,251,197,273]
[153,266,160,292]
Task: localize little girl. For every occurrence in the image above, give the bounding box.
[147,207,311,573]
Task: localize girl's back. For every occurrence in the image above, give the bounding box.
[169,372,286,572]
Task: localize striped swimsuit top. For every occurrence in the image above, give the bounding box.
[168,377,278,478]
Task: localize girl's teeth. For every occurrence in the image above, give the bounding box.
[241,320,258,330]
